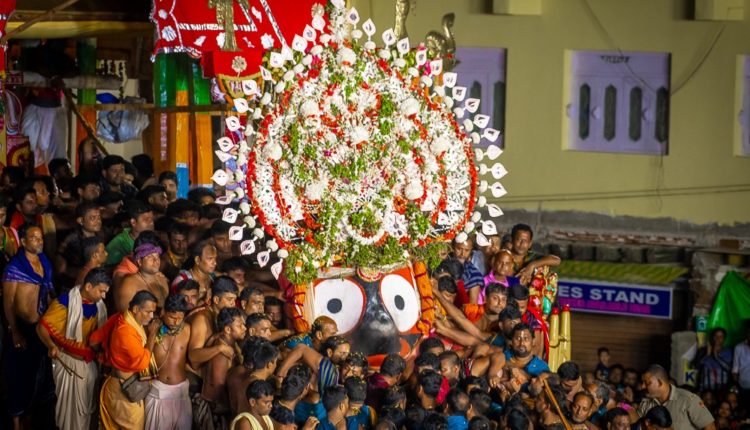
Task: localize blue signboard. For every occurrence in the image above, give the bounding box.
[557,279,673,319]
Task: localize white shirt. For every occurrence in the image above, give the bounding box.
[732,340,750,389]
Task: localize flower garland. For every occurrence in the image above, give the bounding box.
[212,0,506,285]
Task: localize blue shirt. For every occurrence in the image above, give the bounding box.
[447,415,468,430]
[346,405,373,430]
[503,350,550,377]
[295,401,327,425]
[462,260,484,290]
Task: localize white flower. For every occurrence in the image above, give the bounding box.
[401,97,420,117]
[300,100,320,117]
[405,181,422,200]
[431,136,449,155]
[266,142,283,161]
[350,126,370,144]
[337,47,356,65]
[305,180,326,201]
[261,34,274,49]
[161,26,177,42]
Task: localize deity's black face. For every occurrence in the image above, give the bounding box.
[313,266,422,357]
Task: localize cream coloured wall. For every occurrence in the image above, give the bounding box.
[353,0,750,225]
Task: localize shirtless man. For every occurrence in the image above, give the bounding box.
[247,312,294,342]
[196,307,246,428]
[171,240,217,306]
[116,242,170,312]
[187,276,239,370]
[2,224,56,430]
[227,338,280,416]
[145,294,192,430]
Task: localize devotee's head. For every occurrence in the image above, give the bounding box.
[623,368,639,388]
[167,222,190,257]
[162,294,189,330]
[597,347,610,365]
[608,364,623,385]
[139,185,169,214]
[383,385,407,410]
[344,376,367,407]
[15,187,38,218]
[240,287,265,316]
[211,276,240,310]
[126,200,154,236]
[286,363,313,398]
[508,284,530,314]
[419,336,446,356]
[510,223,533,256]
[416,370,443,403]
[586,381,609,411]
[186,240,218,275]
[571,391,595,424]
[464,375,489,394]
[484,283,507,316]
[167,199,201,226]
[529,372,557,397]
[0,195,9,225]
[499,305,522,337]
[78,138,102,174]
[20,224,43,255]
[605,407,630,430]
[218,307,246,341]
[434,258,463,281]
[98,191,124,214]
[492,249,515,276]
[269,405,296,430]
[535,383,567,417]
[188,186,216,206]
[436,276,457,302]
[81,267,111,303]
[320,335,350,365]
[76,202,102,234]
[558,361,581,393]
[452,236,474,263]
[1,165,25,191]
[423,412,448,430]
[101,155,127,186]
[131,154,154,186]
[341,351,368,379]
[642,405,672,430]
[445,389,470,416]
[223,256,250,288]
[479,234,501,258]
[642,364,670,400]
[415,352,440,374]
[246,313,273,340]
[279,365,310,402]
[244,337,279,373]
[159,171,178,202]
[75,174,101,203]
[135,242,162,275]
[381,353,407,380]
[311,316,338,344]
[379,407,406,430]
[82,236,107,267]
[208,220,232,255]
[322,385,349,416]
[31,176,52,211]
[510,323,533,358]
[246,379,275,417]
[129,290,158,326]
[467,389,491,419]
[264,296,285,328]
[438,351,462,384]
[175,279,200,310]
[500,234,513,251]
[468,415,490,430]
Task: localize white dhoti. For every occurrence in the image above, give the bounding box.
[21,103,68,168]
[145,379,192,430]
[52,351,98,430]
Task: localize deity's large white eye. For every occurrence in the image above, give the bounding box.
[313,279,365,334]
[380,274,420,332]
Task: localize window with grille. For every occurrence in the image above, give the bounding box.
[736,55,750,156]
[453,48,507,147]
[565,50,670,155]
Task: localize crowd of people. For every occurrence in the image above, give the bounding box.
[0,151,748,430]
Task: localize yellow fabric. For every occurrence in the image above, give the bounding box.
[230,412,273,430]
[99,376,145,430]
[40,299,98,359]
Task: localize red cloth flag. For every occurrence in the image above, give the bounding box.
[151,0,323,77]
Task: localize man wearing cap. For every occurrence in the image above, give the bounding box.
[116,242,169,312]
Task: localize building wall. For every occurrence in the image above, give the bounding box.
[353,0,750,225]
